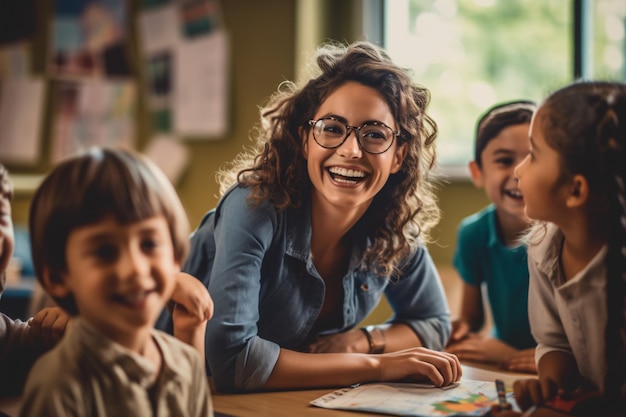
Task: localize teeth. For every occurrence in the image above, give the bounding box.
[506,189,523,198]
[118,291,151,303]
[328,167,366,178]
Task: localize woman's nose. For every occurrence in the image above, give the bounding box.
[337,130,362,158]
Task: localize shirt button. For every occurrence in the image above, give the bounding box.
[360,283,369,291]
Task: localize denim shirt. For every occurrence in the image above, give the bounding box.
[184,185,451,392]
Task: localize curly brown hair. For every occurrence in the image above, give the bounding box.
[217,41,440,275]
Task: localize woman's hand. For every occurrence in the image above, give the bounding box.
[29,306,71,349]
[377,347,462,387]
[307,328,369,353]
[446,334,517,365]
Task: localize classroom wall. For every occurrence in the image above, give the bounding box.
[7,0,489,269]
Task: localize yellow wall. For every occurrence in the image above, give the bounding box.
[8,0,489,268]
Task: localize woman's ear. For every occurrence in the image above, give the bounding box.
[565,174,589,208]
[41,268,71,299]
[390,143,408,174]
[299,126,309,159]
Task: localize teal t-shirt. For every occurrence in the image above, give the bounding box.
[452,204,535,350]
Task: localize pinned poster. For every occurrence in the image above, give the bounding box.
[49,0,131,78]
[0,78,45,165]
[172,29,229,138]
[50,79,136,163]
[144,135,189,185]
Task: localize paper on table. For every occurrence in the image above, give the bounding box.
[310,379,518,417]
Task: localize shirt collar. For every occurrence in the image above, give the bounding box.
[69,317,186,388]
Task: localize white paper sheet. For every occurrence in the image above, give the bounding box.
[144,135,189,185]
[138,4,181,55]
[173,29,229,138]
[0,78,45,165]
[311,379,518,417]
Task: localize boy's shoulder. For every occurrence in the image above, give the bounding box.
[457,204,496,240]
[152,329,205,370]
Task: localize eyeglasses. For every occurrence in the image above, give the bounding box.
[308,117,400,154]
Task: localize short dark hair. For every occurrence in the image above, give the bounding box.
[29,147,190,314]
[474,100,536,167]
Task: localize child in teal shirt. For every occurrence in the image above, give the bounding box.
[446,100,537,373]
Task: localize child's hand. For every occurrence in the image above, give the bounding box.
[448,318,471,344]
[487,405,521,417]
[0,206,14,280]
[170,272,212,359]
[513,377,559,411]
[503,349,537,373]
[28,307,71,349]
[169,271,213,327]
[446,335,517,365]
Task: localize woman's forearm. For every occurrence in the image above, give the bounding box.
[264,345,462,390]
[264,349,379,389]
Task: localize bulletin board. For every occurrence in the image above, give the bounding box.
[0,0,229,191]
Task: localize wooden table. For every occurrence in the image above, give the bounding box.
[0,362,532,417]
[212,363,532,417]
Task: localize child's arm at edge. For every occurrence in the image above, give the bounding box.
[169,272,213,361]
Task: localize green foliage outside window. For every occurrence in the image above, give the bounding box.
[385,0,625,170]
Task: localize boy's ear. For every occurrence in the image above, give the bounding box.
[565,174,589,208]
[41,268,71,299]
[468,161,484,188]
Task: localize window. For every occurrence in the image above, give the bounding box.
[381,0,625,176]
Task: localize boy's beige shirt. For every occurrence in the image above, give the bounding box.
[19,317,213,417]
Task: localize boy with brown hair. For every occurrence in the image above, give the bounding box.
[19,148,214,416]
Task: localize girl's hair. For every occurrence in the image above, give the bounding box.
[538,80,626,407]
[29,147,190,315]
[0,163,13,201]
[216,40,440,275]
[474,100,536,167]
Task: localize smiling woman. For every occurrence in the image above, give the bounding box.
[156,40,462,394]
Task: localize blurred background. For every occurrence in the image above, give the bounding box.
[1,0,624,321]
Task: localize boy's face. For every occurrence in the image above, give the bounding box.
[0,191,14,281]
[51,215,179,345]
[469,123,530,223]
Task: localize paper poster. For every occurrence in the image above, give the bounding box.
[138,0,228,137]
[144,135,189,184]
[173,29,229,138]
[0,78,45,165]
[49,0,131,78]
[50,79,136,163]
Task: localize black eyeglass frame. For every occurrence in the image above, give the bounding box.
[307,117,400,155]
